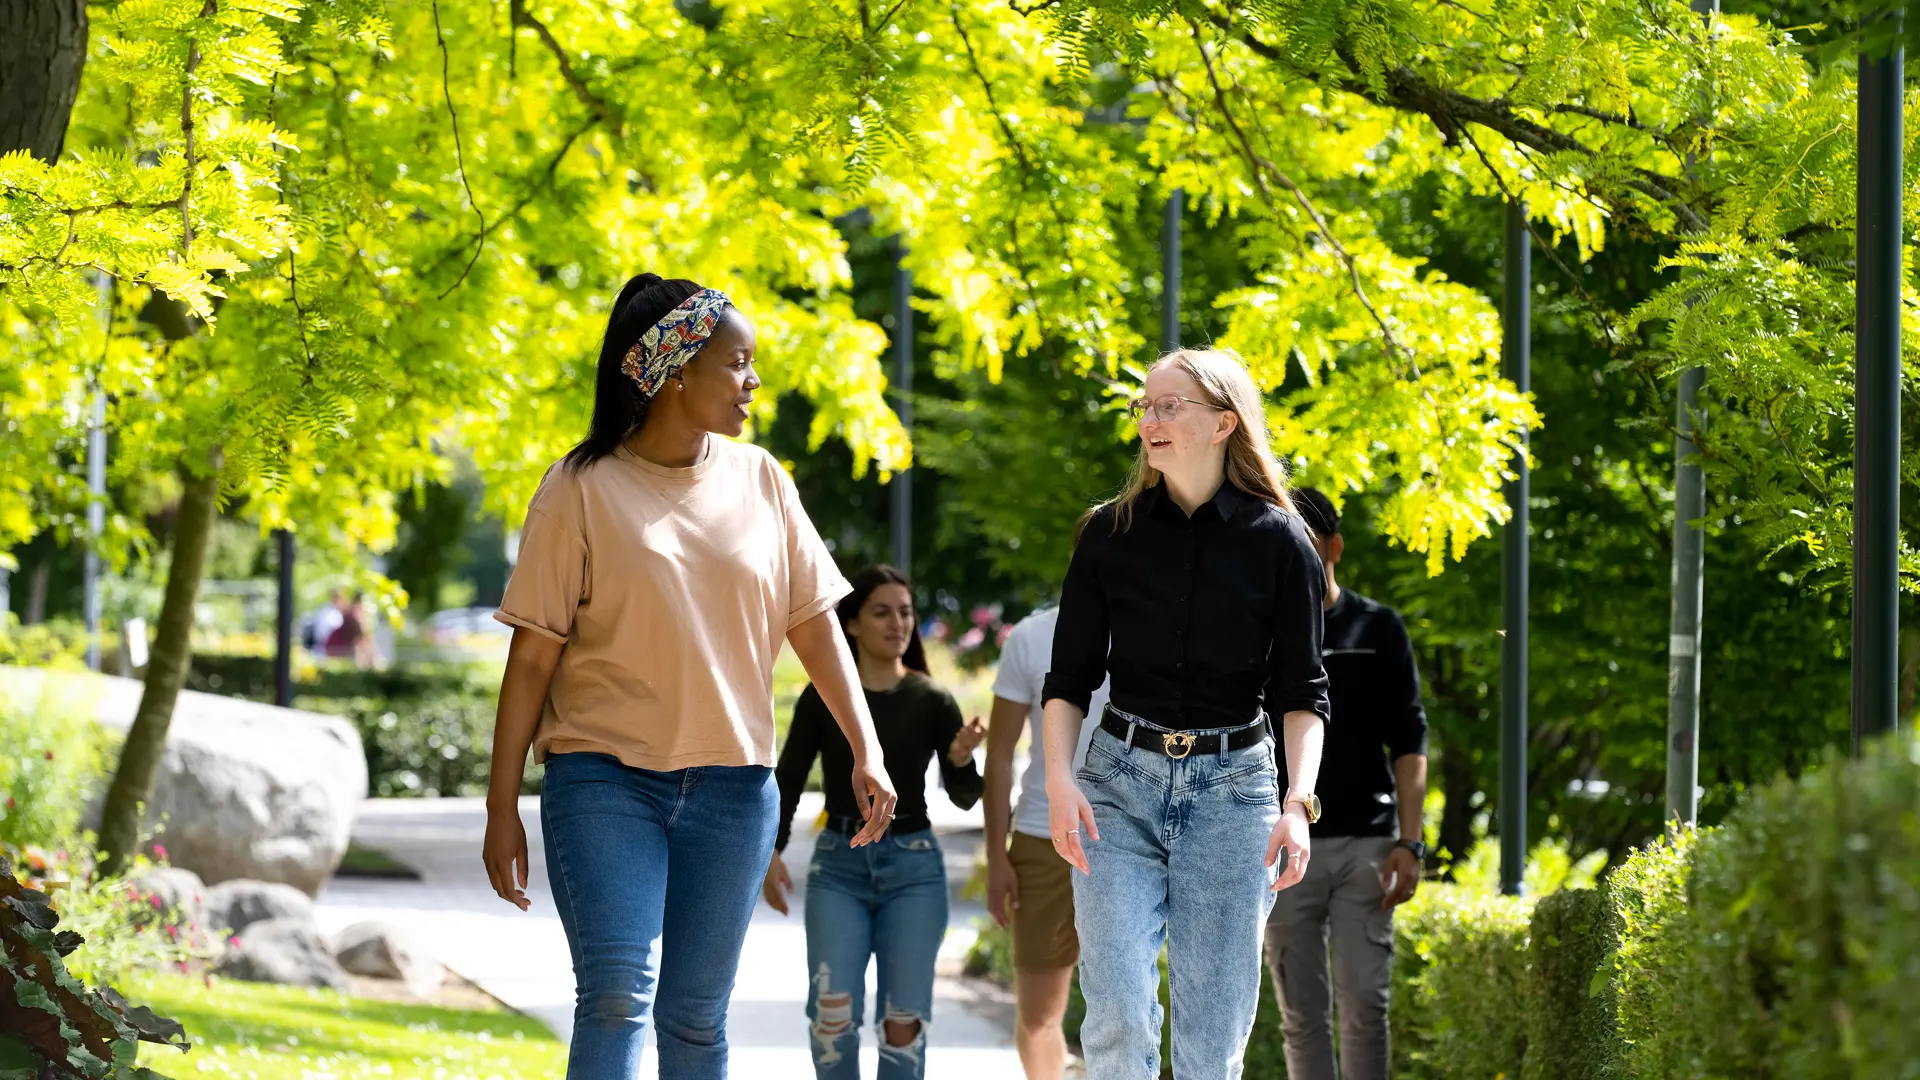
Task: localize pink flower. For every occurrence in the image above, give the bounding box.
[996,624,1015,649]
[228,935,240,949]
[153,844,167,862]
[958,627,986,650]
[970,605,994,629]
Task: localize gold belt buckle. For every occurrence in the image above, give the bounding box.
[1162,732,1194,759]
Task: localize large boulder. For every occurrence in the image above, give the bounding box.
[205,879,316,937]
[333,920,445,996]
[0,666,367,895]
[214,918,349,990]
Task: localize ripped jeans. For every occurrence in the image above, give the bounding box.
[803,827,948,1080]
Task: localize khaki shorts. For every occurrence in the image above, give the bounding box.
[1008,831,1079,971]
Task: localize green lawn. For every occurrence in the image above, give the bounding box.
[130,973,564,1079]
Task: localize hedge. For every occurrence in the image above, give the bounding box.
[965,737,1920,1079]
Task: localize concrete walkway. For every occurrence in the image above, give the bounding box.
[314,792,1022,1079]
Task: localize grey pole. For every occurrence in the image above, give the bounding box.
[84,390,104,671]
[274,528,294,708]
[1854,19,1904,754]
[1162,189,1184,353]
[890,237,913,577]
[84,272,110,672]
[1666,366,1706,820]
[1500,200,1530,897]
[1666,0,1717,823]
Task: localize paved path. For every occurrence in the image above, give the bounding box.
[314,791,1022,1079]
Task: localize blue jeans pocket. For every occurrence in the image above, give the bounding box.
[1227,761,1279,806]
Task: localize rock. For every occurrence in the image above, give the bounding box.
[214,918,349,990]
[0,666,367,895]
[333,920,445,996]
[205,879,315,937]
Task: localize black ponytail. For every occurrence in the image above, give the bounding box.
[563,272,706,470]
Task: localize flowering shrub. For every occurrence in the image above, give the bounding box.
[0,677,117,854]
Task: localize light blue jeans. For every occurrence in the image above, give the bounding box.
[1072,724,1281,1080]
[803,828,949,1080]
[541,751,778,1080]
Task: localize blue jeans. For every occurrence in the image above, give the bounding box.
[803,828,949,1080]
[1072,725,1281,1080]
[541,752,778,1080]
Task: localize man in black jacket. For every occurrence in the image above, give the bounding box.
[1267,488,1429,1080]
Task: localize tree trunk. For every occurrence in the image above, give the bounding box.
[0,0,87,162]
[96,449,221,876]
[1437,743,1477,880]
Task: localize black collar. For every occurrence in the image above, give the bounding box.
[1143,478,1260,523]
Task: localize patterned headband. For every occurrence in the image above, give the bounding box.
[620,287,733,399]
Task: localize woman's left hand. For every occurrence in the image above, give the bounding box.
[948,716,987,765]
[1267,806,1312,892]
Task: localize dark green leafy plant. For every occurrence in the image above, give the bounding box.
[0,857,188,1079]
[1524,887,1620,1080]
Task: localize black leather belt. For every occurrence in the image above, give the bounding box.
[825,813,931,837]
[1100,707,1268,758]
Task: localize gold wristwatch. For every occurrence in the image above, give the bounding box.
[1284,792,1322,823]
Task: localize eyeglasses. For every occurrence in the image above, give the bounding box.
[1128,395,1225,423]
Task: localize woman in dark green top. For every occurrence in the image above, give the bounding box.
[764,564,985,1079]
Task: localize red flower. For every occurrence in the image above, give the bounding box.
[42,751,52,760]
[3,797,13,811]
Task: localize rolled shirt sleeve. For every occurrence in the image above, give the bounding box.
[495,478,588,644]
[1266,518,1331,724]
[777,465,851,631]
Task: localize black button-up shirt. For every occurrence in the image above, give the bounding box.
[1041,480,1331,732]
[1287,588,1428,837]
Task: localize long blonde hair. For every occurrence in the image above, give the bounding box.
[1091,348,1295,535]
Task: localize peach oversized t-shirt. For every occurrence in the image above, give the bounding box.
[494,437,850,771]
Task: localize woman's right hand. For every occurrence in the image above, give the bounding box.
[1047,778,1099,875]
[482,804,531,911]
[847,756,899,847]
[763,852,794,915]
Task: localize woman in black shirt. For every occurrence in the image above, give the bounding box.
[765,564,986,1079]
[1041,349,1331,1080]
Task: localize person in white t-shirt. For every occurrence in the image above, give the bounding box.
[984,605,1110,1079]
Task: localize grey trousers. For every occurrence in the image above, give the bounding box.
[1264,835,1396,1080]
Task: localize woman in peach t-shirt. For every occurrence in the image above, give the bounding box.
[482,273,900,1080]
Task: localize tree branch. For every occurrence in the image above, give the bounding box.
[421,119,591,283]
[1210,13,1709,233]
[1187,14,1418,378]
[180,0,218,257]
[433,0,487,298]
[510,0,621,135]
[1460,127,1626,353]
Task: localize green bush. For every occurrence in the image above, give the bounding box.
[1389,883,1532,1080]
[1524,887,1617,1080]
[1604,826,1705,1079]
[0,677,116,855]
